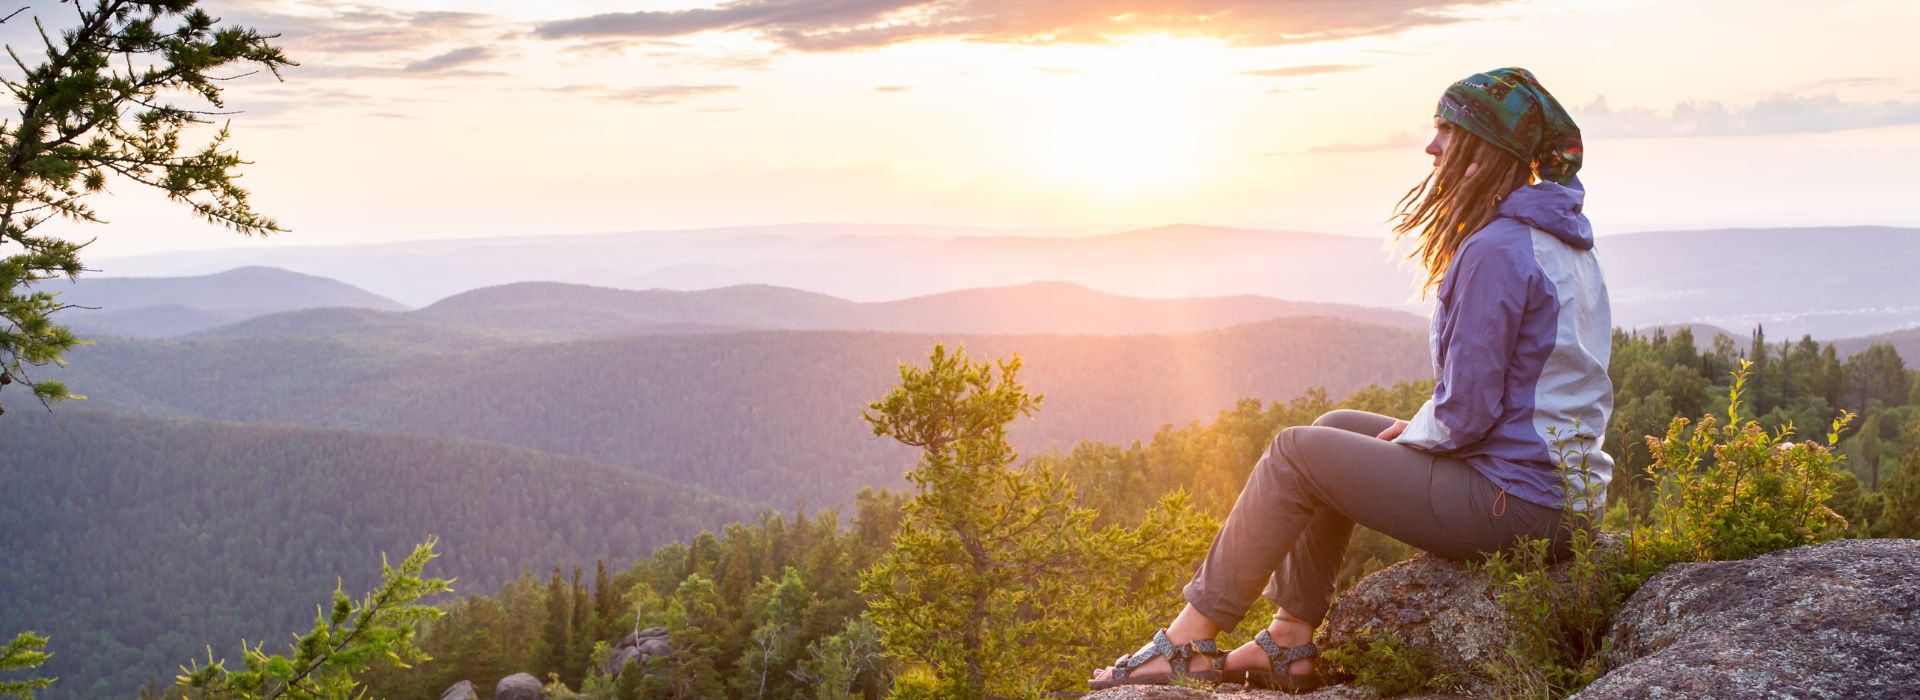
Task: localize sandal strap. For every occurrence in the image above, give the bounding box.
[1186,637,1225,673]
[1109,629,1224,679]
[1110,629,1178,680]
[1252,629,1319,674]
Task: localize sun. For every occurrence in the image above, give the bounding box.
[1033,86,1202,192]
[1018,38,1219,196]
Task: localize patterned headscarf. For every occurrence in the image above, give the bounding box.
[1435,67,1583,184]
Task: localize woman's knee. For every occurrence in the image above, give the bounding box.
[1313,406,1374,427]
[1262,426,1313,476]
[1313,409,1392,436]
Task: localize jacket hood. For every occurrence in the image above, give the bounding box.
[1498,176,1592,250]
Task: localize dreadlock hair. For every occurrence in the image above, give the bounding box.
[1392,125,1536,296]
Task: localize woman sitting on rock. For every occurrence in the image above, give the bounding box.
[1090,67,1614,692]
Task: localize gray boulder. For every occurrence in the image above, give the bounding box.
[636,636,672,658]
[1080,683,1454,699]
[1576,538,1920,699]
[438,680,477,700]
[605,646,641,676]
[495,672,543,700]
[1317,532,1621,695]
[620,626,668,648]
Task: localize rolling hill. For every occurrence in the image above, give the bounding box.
[49,266,408,338]
[94,224,1920,338]
[14,316,1433,507]
[0,409,756,699]
[188,279,1426,345]
[1833,327,1920,362]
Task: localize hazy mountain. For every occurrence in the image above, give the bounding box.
[1601,226,1920,340]
[19,317,1431,507]
[0,409,755,699]
[89,224,1005,305]
[190,279,1426,344]
[49,266,408,338]
[95,224,1920,338]
[1833,327,1920,362]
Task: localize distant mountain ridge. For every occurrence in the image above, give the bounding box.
[186,278,1426,345]
[50,266,407,338]
[93,223,1920,338]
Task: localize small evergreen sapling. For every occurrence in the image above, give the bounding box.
[173,538,451,700]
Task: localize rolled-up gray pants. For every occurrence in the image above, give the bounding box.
[1181,409,1573,630]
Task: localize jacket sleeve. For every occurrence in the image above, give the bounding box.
[1395,241,1532,452]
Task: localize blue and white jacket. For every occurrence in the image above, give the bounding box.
[1394,177,1614,513]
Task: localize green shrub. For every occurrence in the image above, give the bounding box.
[1628,360,1854,581]
[1479,520,1627,699]
[1479,361,1855,698]
[1479,423,1628,699]
[1323,625,1461,697]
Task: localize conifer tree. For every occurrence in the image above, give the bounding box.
[565,565,594,689]
[593,560,620,640]
[175,539,451,700]
[541,566,571,680]
[859,345,1161,697]
[1,631,53,699]
[0,0,290,407]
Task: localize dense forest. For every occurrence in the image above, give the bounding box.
[0,412,756,698]
[347,326,1920,699]
[10,317,1431,507]
[6,324,1917,697]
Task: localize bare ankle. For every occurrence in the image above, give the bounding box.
[1167,604,1222,644]
[1268,610,1314,642]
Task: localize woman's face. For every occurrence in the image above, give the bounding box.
[1424,116,1478,177]
[1424,116,1450,167]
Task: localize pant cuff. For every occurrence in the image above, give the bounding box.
[1181,578,1247,632]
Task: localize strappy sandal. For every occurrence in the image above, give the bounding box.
[1086,628,1226,690]
[1229,629,1328,692]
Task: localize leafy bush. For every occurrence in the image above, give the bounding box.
[1323,625,1460,697]
[1478,361,1855,698]
[1479,522,1626,698]
[1628,361,1854,580]
[1478,424,1628,699]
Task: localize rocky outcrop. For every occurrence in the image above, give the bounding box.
[1078,684,1450,699]
[1084,537,1919,700]
[494,672,543,700]
[439,628,674,700]
[438,680,477,700]
[604,626,673,677]
[1575,538,1920,699]
[1315,533,1623,695]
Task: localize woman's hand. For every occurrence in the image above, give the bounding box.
[1377,420,1409,441]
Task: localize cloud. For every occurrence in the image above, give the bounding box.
[1241,64,1364,78]
[1575,94,1920,138]
[404,46,493,72]
[872,85,911,92]
[546,84,741,106]
[219,2,505,55]
[534,0,1507,52]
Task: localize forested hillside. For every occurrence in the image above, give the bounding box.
[14,317,1431,507]
[51,267,407,338]
[0,411,755,698]
[361,327,1920,699]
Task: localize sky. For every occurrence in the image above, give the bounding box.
[16,0,1920,256]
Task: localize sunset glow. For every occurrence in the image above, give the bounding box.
[3,0,1911,258]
